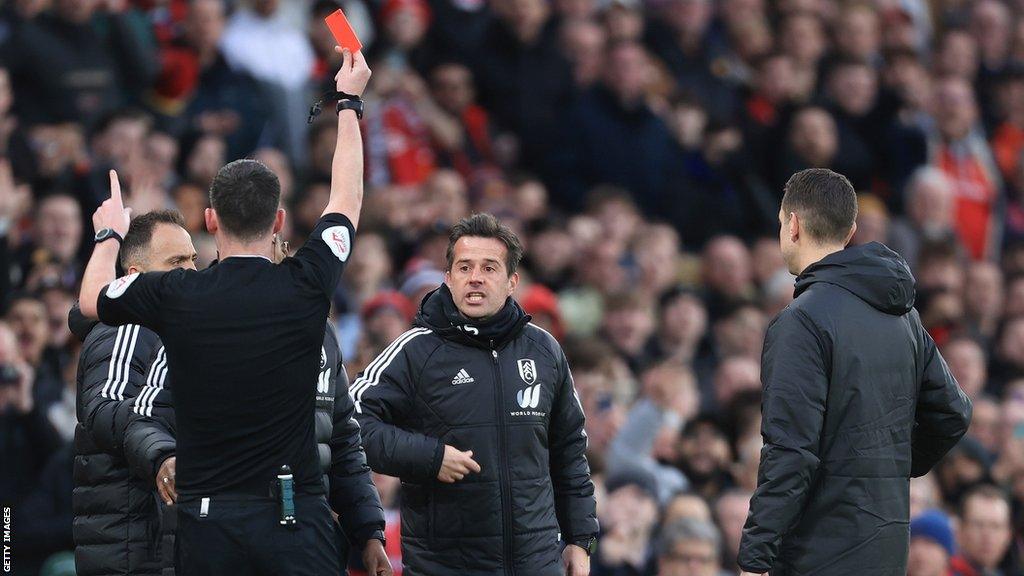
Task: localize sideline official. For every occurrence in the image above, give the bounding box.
[353,213,599,576]
[737,169,972,576]
[77,50,373,575]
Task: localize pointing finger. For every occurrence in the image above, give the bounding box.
[109,170,123,206]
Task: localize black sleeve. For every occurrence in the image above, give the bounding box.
[96,271,176,330]
[78,324,161,456]
[738,309,829,574]
[291,213,356,299]
[124,347,176,482]
[352,330,445,482]
[329,364,386,547]
[911,326,972,477]
[547,339,598,542]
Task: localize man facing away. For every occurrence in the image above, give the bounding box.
[738,168,972,576]
[77,49,376,575]
[353,213,599,576]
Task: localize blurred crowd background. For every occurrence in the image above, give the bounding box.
[1,0,1024,574]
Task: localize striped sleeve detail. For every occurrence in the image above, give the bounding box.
[134,346,168,417]
[350,328,431,413]
[101,325,140,400]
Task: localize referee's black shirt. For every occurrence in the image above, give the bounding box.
[96,213,355,497]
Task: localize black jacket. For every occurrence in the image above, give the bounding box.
[353,286,598,576]
[122,324,386,564]
[69,308,169,576]
[737,243,972,575]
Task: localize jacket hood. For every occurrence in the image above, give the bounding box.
[794,242,916,315]
[415,284,530,348]
[68,303,100,342]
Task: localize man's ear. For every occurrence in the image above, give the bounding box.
[205,208,219,234]
[444,269,452,289]
[508,272,520,295]
[845,222,858,246]
[789,211,800,243]
[273,208,285,234]
[127,265,142,275]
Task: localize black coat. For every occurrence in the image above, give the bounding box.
[69,309,169,576]
[121,323,385,569]
[738,243,972,575]
[353,286,598,576]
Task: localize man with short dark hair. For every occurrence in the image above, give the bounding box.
[77,51,379,575]
[69,209,196,576]
[353,213,599,576]
[953,485,1015,576]
[737,168,972,576]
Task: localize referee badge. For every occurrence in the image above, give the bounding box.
[322,226,352,262]
[106,272,140,299]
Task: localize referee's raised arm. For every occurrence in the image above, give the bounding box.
[323,48,371,229]
[79,170,131,319]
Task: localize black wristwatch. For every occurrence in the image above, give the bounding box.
[94,228,124,245]
[571,536,597,556]
[336,97,364,119]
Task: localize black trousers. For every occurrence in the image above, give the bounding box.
[175,493,340,576]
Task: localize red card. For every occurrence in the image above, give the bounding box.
[325,9,362,53]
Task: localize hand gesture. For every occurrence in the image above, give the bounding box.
[362,539,393,576]
[334,48,372,97]
[437,445,481,483]
[92,170,131,237]
[562,544,590,576]
[156,456,177,505]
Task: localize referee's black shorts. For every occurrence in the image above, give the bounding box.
[175,493,339,576]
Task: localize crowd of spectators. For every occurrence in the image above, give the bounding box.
[1,0,1023,575]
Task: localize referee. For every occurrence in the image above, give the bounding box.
[77,50,373,576]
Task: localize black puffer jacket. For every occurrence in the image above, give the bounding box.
[69,308,169,576]
[122,324,385,568]
[738,243,972,575]
[353,285,598,576]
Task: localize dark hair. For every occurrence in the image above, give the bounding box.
[445,213,523,275]
[959,484,1011,518]
[120,210,187,270]
[781,168,858,244]
[209,159,281,241]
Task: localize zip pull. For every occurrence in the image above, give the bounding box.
[491,349,498,363]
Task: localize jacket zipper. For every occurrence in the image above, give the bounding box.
[490,344,515,576]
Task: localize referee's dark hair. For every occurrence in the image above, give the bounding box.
[446,213,524,275]
[781,168,858,245]
[120,210,187,271]
[209,159,281,242]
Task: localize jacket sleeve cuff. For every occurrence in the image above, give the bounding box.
[428,440,445,480]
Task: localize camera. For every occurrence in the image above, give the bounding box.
[0,363,20,388]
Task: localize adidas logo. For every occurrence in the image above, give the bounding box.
[451,369,475,385]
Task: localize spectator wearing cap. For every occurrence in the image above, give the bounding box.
[908,510,957,576]
[519,283,565,341]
